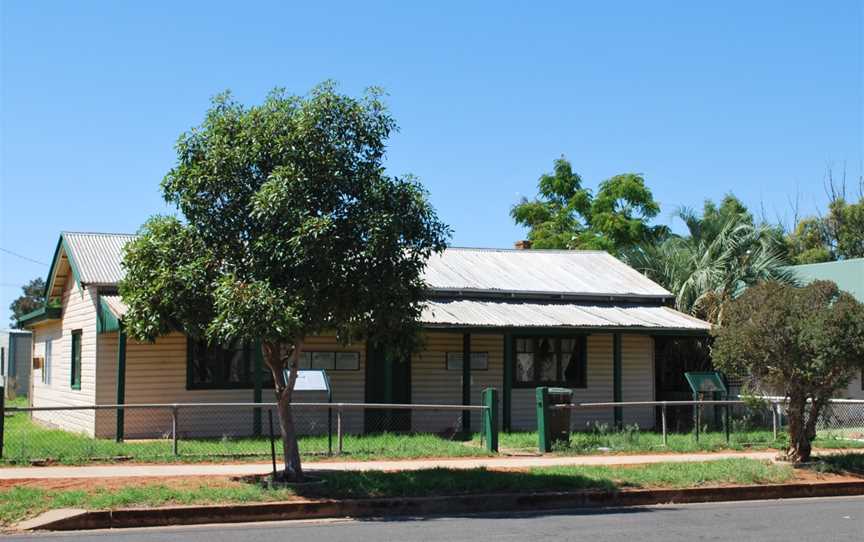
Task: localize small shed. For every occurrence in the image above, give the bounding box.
[1,329,32,399]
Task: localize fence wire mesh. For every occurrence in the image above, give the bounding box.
[1,402,481,465]
[816,400,864,440]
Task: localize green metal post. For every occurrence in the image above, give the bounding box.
[0,385,4,459]
[482,388,499,453]
[613,333,622,428]
[253,342,263,436]
[462,332,471,434]
[115,327,127,442]
[502,333,513,433]
[724,404,731,444]
[536,387,552,453]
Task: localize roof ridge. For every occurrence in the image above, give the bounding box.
[445,246,610,254]
[62,231,136,237]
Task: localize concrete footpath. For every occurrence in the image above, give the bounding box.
[3,450,859,480]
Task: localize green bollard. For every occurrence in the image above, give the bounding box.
[536,387,552,453]
[482,388,499,453]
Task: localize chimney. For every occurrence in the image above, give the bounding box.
[514,240,532,250]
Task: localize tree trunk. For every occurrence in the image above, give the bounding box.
[262,340,304,482]
[784,393,814,463]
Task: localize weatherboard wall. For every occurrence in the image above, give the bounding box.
[29,277,98,436]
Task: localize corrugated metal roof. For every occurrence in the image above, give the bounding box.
[98,294,708,331]
[100,295,128,318]
[424,248,672,298]
[54,235,674,300]
[421,299,711,331]
[63,232,136,285]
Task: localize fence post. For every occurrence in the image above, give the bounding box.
[772,402,778,441]
[693,402,700,442]
[0,385,4,459]
[536,387,552,453]
[268,409,277,480]
[171,405,179,456]
[336,405,344,455]
[661,402,667,446]
[724,404,731,444]
[482,388,499,453]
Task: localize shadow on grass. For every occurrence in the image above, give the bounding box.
[808,453,864,476]
[247,468,625,501]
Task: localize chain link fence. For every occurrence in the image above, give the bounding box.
[1,402,488,465]
[816,399,864,440]
[546,398,864,453]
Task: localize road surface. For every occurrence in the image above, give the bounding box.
[6,496,863,541]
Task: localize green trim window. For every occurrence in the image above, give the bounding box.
[513,336,587,388]
[70,330,82,390]
[187,339,260,390]
[187,339,361,389]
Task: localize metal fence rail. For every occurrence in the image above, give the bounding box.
[549,397,864,446]
[1,400,493,464]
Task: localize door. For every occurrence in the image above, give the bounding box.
[365,342,411,432]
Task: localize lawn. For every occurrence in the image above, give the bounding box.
[4,407,862,465]
[0,458,796,527]
[1,409,490,465]
[485,429,864,454]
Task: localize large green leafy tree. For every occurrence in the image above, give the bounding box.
[510,157,666,252]
[624,195,794,324]
[9,277,46,328]
[712,281,864,463]
[120,83,450,481]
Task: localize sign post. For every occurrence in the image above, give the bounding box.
[684,372,729,442]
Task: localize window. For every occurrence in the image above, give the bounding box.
[188,339,257,389]
[42,339,52,385]
[445,352,489,371]
[70,330,82,390]
[187,340,360,389]
[514,336,586,388]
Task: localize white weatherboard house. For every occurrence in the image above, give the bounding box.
[20,232,711,439]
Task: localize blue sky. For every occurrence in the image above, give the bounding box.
[1,1,861,324]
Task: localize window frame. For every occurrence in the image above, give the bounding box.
[43,339,52,385]
[511,335,587,389]
[186,339,361,390]
[445,352,490,371]
[70,330,82,390]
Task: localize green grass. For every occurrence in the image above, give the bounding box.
[0,458,795,526]
[486,429,864,454]
[4,408,861,466]
[1,411,489,465]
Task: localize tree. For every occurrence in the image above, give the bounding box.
[9,277,46,327]
[712,280,864,463]
[624,195,794,324]
[785,167,864,264]
[119,83,450,481]
[510,157,666,252]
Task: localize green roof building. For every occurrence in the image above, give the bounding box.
[787,258,864,302]
[787,258,864,398]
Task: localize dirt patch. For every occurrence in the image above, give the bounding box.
[0,475,245,492]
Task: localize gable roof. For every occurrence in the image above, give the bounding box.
[35,231,707,333]
[45,232,136,300]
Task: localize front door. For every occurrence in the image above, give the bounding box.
[365,343,411,432]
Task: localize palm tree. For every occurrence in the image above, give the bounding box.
[624,208,795,325]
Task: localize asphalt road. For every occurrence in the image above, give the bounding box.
[7,497,864,542]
